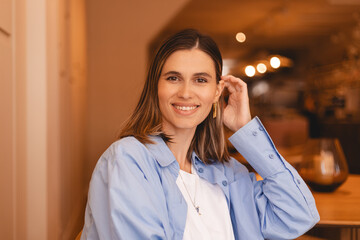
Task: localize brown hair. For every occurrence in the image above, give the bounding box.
[119,29,229,163]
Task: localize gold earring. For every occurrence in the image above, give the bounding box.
[213,102,217,118]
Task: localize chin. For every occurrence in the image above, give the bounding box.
[172,120,200,131]
[162,115,207,133]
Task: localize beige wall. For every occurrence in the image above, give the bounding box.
[56,0,88,238]
[0,0,14,238]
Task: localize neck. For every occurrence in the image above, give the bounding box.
[164,128,196,173]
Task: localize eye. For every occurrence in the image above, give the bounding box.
[195,78,208,83]
[166,76,178,81]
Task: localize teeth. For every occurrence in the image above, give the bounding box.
[174,105,197,111]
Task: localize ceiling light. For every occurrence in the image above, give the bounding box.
[245,65,256,77]
[256,63,267,74]
[236,32,246,43]
[270,56,281,69]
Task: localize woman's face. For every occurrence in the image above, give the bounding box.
[158,49,223,135]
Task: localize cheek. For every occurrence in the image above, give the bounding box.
[157,84,174,116]
[201,88,218,104]
[157,92,166,113]
[157,82,168,104]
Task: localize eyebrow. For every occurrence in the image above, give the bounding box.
[193,72,212,78]
[163,71,181,76]
[163,71,213,78]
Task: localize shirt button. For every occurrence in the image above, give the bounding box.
[222,180,228,186]
[269,154,274,159]
[259,126,264,131]
[194,161,198,165]
[252,131,258,136]
[198,168,204,173]
[297,179,301,185]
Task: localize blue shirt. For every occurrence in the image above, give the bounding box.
[81,117,320,240]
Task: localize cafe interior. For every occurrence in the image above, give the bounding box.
[154,1,360,239]
[2,0,360,239]
[156,0,360,172]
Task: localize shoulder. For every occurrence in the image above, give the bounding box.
[224,157,249,173]
[92,136,162,181]
[203,156,248,173]
[112,136,146,149]
[98,136,156,170]
[105,136,149,158]
[222,157,252,182]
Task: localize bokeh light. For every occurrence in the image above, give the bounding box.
[236,32,246,43]
[245,65,256,77]
[256,63,267,74]
[270,56,281,69]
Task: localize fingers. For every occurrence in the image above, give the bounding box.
[221,75,248,94]
[224,81,237,93]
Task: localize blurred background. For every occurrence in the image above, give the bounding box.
[1,0,360,239]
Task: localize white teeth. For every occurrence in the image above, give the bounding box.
[174,105,197,111]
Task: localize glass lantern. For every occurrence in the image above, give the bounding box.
[299,138,349,192]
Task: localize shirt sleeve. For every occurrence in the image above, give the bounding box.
[228,117,320,239]
[81,139,168,240]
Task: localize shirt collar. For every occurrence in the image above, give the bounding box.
[145,135,177,167]
[191,151,203,165]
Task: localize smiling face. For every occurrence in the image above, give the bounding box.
[158,49,223,135]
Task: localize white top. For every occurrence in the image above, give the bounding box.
[176,166,235,240]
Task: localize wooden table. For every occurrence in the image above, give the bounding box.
[310,174,360,239]
[312,174,360,226]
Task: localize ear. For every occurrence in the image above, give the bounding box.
[214,80,225,102]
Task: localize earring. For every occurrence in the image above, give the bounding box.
[213,102,217,118]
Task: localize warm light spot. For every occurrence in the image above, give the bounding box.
[270,56,281,69]
[256,63,267,74]
[245,65,256,77]
[252,81,269,97]
[236,32,246,43]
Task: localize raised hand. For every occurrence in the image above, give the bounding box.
[221,75,252,132]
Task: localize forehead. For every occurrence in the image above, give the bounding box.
[162,49,216,75]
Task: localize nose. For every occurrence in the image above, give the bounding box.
[177,81,193,99]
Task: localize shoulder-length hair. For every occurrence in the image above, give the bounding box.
[119,29,229,164]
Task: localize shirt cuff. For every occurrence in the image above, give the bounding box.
[228,116,286,178]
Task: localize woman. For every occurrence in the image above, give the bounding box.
[81,29,319,240]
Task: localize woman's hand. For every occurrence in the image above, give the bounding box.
[221,75,251,132]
